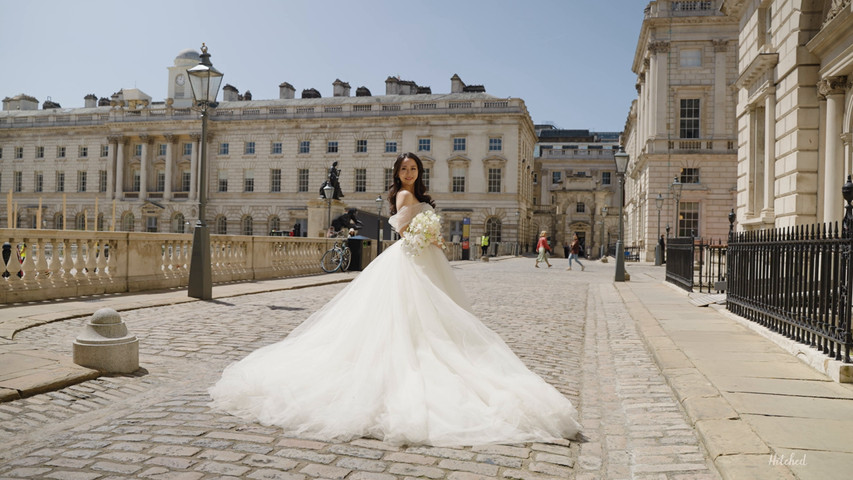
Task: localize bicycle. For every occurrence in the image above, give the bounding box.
[320,231,352,273]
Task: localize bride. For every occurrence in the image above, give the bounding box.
[209,152,582,447]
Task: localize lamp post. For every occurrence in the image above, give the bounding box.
[654,193,664,265]
[614,147,629,282]
[375,194,384,255]
[671,176,683,237]
[187,43,223,300]
[324,184,334,237]
[600,206,608,258]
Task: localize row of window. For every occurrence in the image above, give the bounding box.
[0,143,199,161]
[549,171,612,185]
[217,137,504,156]
[222,167,504,194]
[3,171,108,193]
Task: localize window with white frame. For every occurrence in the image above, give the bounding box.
[181,171,191,191]
[269,216,280,233]
[14,171,22,192]
[602,171,611,185]
[158,144,167,156]
[576,202,586,213]
[354,168,367,192]
[270,168,282,192]
[423,168,430,190]
[679,98,700,139]
[77,171,87,192]
[56,172,65,192]
[453,137,466,151]
[101,145,109,157]
[35,172,43,193]
[418,138,431,152]
[244,169,254,192]
[219,143,229,155]
[216,216,227,235]
[99,170,107,192]
[15,147,23,159]
[489,137,502,151]
[242,216,253,235]
[680,167,700,184]
[679,201,699,237]
[552,171,562,184]
[271,142,282,155]
[132,170,140,191]
[218,170,228,192]
[385,141,397,153]
[79,146,88,158]
[356,139,368,153]
[156,171,165,191]
[134,144,142,157]
[488,168,502,193]
[452,167,466,193]
[36,146,45,159]
[299,141,310,154]
[384,168,393,191]
[244,142,255,155]
[327,141,338,153]
[57,146,66,158]
[298,168,309,192]
[183,143,192,156]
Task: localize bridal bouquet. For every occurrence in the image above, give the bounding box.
[402,210,445,256]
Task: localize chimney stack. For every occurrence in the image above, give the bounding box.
[222,84,239,102]
[279,82,295,99]
[333,79,351,97]
[84,94,97,108]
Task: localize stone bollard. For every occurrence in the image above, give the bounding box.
[73,308,139,373]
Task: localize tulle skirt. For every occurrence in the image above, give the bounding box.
[209,241,581,446]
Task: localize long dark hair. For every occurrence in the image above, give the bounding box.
[388,152,435,215]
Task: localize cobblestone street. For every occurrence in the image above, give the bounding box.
[0,258,718,479]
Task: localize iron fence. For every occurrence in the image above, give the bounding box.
[727,223,853,363]
[665,237,695,291]
[665,237,728,293]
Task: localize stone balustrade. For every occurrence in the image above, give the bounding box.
[0,229,332,304]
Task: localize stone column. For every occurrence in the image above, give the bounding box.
[190,133,201,201]
[643,58,651,147]
[650,41,670,139]
[164,134,175,201]
[713,40,729,144]
[115,138,126,198]
[819,76,848,223]
[106,135,121,200]
[762,88,776,218]
[139,135,151,200]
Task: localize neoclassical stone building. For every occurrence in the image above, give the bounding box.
[532,127,621,256]
[721,0,853,229]
[0,50,538,245]
[622,0,740,259]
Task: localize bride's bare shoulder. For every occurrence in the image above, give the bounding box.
[395,190,417,212]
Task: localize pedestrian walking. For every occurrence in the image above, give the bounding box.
[566,233,585,271]
[480,234,490,257]
[535,230,552,268]
[659,234,666,264]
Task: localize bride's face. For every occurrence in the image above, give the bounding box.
[398,158,419,189]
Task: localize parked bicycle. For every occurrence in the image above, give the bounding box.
[320,231,353,273]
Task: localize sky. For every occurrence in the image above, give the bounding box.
[0,0,645,132]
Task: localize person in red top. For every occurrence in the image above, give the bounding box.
[535,230,552,268]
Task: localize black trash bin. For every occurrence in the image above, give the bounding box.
[346,235,373,271]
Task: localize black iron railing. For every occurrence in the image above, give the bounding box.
[727,224,853,363]
[695,239,727,293]
[666,237,695,291]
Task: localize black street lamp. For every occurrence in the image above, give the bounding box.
[600,206,608,258]
[324,184,334,237]
[375,194,384,254]
[655,193,664,265]
[187,43,224,300]
[614,147,629,282]
[671,176,683,237]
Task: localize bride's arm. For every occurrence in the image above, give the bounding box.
[395,191,418,235]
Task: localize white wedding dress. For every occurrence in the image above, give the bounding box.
[209,203,581,446]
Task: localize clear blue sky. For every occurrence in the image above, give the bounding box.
[0,0,644,131]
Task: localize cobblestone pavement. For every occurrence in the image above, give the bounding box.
[0,257,719,479]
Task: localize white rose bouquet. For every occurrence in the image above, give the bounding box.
[401,210,445,256]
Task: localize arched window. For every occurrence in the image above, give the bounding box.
[241,216,254,236]
[485,217,502,242]
[96,214,105,231]
[215,216,227,235]
[172,213,185,233]
[121,212,135,232]
[54,213,64,230]
[268,215,280,234]
[75,213,86,230]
